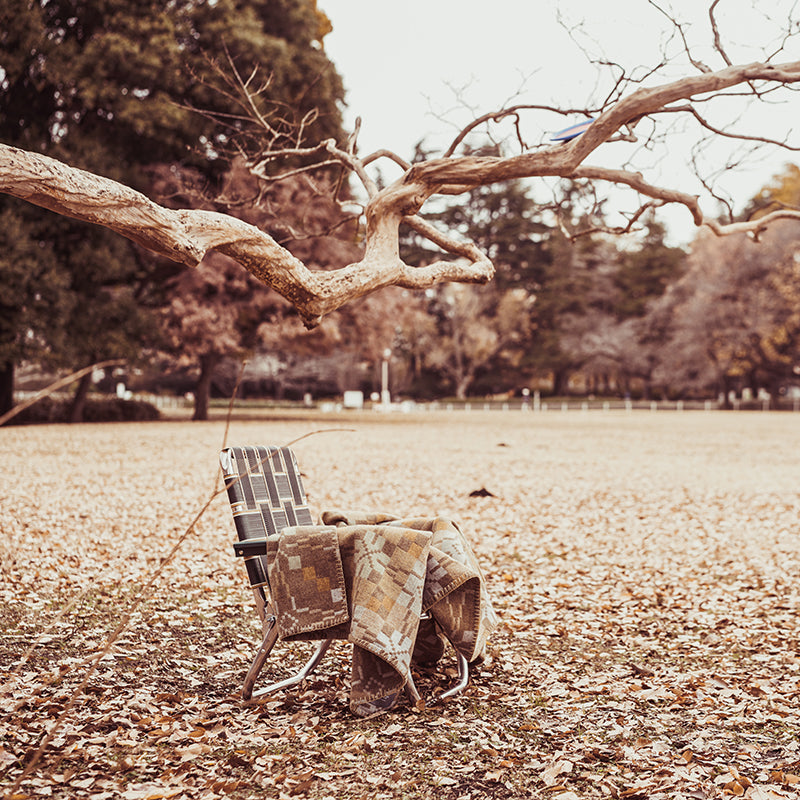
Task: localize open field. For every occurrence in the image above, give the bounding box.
[2,410,799,799]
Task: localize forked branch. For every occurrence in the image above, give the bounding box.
[0,58,799,325]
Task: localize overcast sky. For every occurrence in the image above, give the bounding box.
[320,0,798,244]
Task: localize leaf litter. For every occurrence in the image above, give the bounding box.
[1,412,799,798]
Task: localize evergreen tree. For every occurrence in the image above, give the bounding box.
[398,165,548,392]
[0,205,67,412]
[613,218,685,320]
[0,0,345,416]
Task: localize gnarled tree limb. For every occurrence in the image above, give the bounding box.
[1,57,799,325]
[0,143,492,326]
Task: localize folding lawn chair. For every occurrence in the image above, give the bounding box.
[219,444,470,709]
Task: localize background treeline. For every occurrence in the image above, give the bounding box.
[3,1,800,421]
[224,166,800,410]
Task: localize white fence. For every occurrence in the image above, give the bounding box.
[368,397,800,413]
[15,391,800,416]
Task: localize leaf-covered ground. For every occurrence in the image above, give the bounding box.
[1,410,799,799]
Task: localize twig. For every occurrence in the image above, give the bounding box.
[0,360,126,427]
[7,487,226,795]
[214,359,249,494]
[284,428,356,448]
[7,392,355,794]
[709,0,733,67]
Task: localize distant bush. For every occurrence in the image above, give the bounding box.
[8,397,161,425]
[83,398,161,422]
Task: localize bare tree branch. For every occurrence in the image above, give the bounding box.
[442,104,588,158]
[1,56,799,326]
[362,149,412,171]
[708,0,733,67]
[654,103,800,150]
[574,164,800,239]
[0,143,492,326]
[647,0,712,73]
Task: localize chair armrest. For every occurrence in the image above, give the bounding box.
[233,538,269,557]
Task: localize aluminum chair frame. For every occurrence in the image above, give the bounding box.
[220,444,469,707]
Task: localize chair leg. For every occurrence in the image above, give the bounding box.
[404,673,424,709]
[243,614,334,702]
[242,614,280,700]
[439,652,470,700]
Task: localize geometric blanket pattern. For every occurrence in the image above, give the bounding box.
[322,511,498,661]
[268,511,498,717]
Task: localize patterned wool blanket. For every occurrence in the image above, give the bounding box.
[264,511,498,717]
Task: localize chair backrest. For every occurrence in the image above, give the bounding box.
[220,445,314,589]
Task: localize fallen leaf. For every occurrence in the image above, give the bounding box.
[176,743,211,762]
[543,760,573,786]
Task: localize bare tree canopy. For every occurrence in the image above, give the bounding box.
[1,8,799,326]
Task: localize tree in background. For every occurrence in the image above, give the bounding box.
[158,251,282,421]
[642,164,800,402]
[613,219,686,321]
[256,286,438,400]
[2,5,800,417]
[0,0,345,416]
[527,190,614,395]
[562,215,686,397]
[153,157,359,419]
[45,223,157,422]
[398,165,545,395]
[399,172,684,398]
[0,205,67,411]
[651,219,800,403]
[743,164,800,221]
[0,0,342,179]
[424,283,534,399]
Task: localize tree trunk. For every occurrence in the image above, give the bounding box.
[0,360,13,418]
[68,370,93,423]
[193,353,221,421]
[721,375,733,409]
[411,350,423,380]
[552,368,570,397]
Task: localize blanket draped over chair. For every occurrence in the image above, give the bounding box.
[264,511,498,717]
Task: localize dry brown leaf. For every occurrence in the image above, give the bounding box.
[543,759,574,786]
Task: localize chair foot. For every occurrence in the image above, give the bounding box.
[438,653,470,701]
[247,639,333,701]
